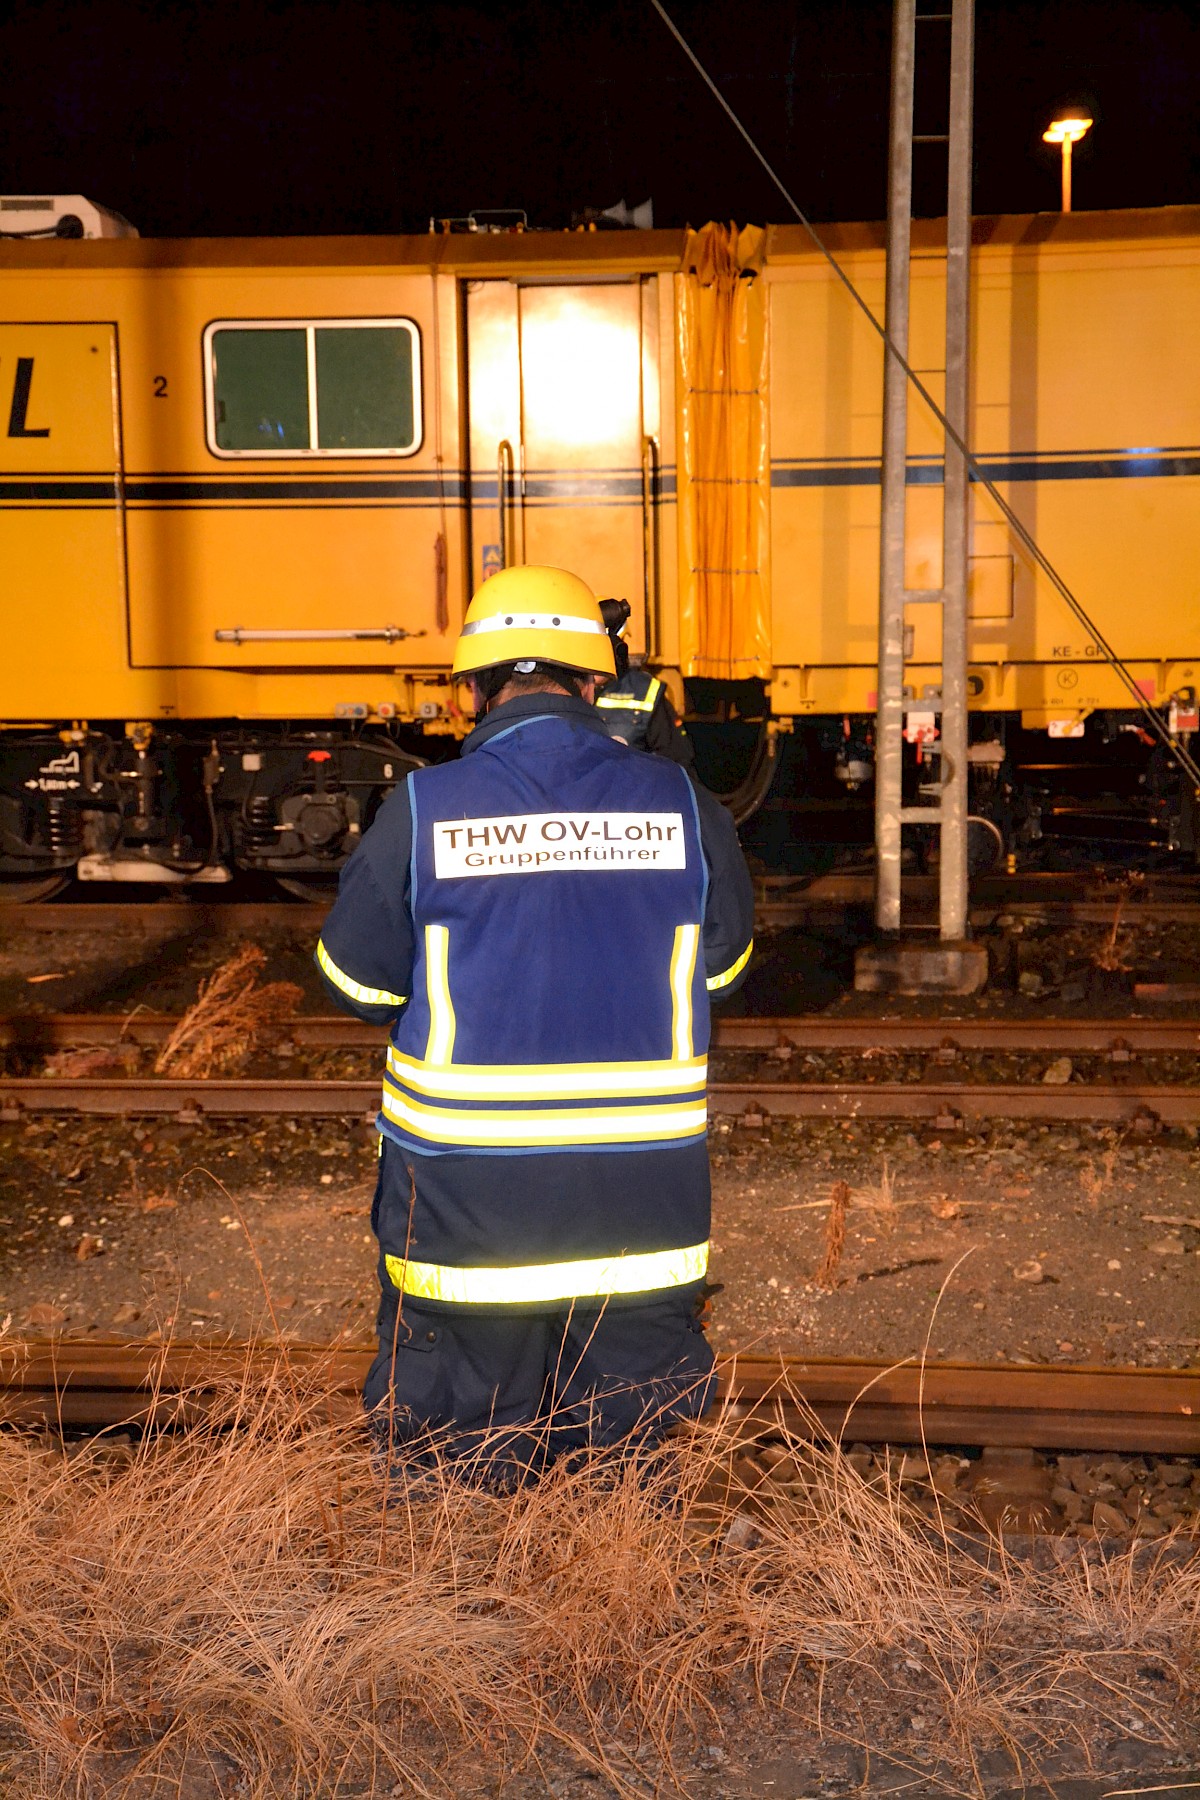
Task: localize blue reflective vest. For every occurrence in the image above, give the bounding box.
[594,667,694,768]
[384,718,709,1158]
[317,695,755,1311]
[595,668,665,748]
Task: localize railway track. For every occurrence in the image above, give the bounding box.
[3,1339,1197,1452]
[7,900,329,932]
[6,872,1200,931]
[2,1011,1198,1125]
[2,1072,1196,1124]
[753,872,1200,927]
[3,1011,1198,1055]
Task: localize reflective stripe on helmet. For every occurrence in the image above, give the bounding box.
[460,610,607,638]
[385,1240,709,1306]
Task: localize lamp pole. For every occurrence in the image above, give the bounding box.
[1043,115,1093,213]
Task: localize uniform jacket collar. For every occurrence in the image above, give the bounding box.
[462,692,611,754]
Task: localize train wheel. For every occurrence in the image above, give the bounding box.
[0,873,71,903]
[275,876,340,903]
[967,815,1006,877]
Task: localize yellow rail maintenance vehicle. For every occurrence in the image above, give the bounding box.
[1,198,1198,897]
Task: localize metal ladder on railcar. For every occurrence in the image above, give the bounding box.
[872,0,975,953]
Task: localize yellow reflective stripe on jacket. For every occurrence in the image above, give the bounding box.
[669,923,699,1061]
[706,939,753,993]
[386,1045,706,1101]
[386,1239,708,1306]
[380,1087,708,1147]
[595,676,662,714]
[423,924,456,1065]
[317,940,407,1010]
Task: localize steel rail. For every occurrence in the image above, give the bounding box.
[758,898,1200,926]
[756,873,1200,896]
[718,1017,1200,1054]
[754,872,1200,927]
[4,1011,1200,1055]
[6,874,1200,931]
[5,901,329,931]
[3,1338,1196,1452]
[1,1074,1198,1125]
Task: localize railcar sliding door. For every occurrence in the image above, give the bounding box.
[466,280,653,648]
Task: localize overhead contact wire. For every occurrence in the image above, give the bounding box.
[647,0,1200,793]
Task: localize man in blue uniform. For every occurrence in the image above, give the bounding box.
[317,565,754,1486]
[595,597,695,768]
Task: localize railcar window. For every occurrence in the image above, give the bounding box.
[211,328,309,451]
[315,327,414,450]
[204,319,421,458]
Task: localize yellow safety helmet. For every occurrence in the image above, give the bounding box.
[452,565,616,681]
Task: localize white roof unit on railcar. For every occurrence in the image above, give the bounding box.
[0,195,137,239]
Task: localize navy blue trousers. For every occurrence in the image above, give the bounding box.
[364,1285,715,1488]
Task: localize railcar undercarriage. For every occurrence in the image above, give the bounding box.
[0,723,425,899]
[0,704,1196,900]
[698,708,1200,879]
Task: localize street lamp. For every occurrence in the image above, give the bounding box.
[1043,114,1093,213]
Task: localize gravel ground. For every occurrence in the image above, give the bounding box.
[1,904,1199,1021]
[2,913,1199,1796]
[1,1107,1197,1370]
[0,905,1198,1367]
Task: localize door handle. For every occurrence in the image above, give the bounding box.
[497,439,514,571]
[641,434,661,660]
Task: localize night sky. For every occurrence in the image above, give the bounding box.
[2,0,1199,238]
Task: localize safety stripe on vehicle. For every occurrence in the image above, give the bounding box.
[380,1088,709,1147]
[769,448,1200,487]
[706,940,753,993]
[385,1240,709,1306]
[7,447,1200,510]
[316,940,407,1010]
[385,1046,707,1101]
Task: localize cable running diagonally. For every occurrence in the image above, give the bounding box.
[647,0,1200,793]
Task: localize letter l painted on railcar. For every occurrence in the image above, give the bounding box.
[7,359,50,438]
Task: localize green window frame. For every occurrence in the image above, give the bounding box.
[203,317,422,458]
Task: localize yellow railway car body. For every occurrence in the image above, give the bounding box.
[767,210,1200,728]
[2,202,1200,885]
[2,208,1199,731]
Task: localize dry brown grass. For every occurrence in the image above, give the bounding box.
[154,947,302,1079]
[853,1158,899,1227]
[1093,872,1144,973]
[1080,1139,1123,1206]
[813,1179,850,1289]
[2,1352,1196,1799]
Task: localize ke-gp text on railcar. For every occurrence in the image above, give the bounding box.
[1,198,1198,898]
